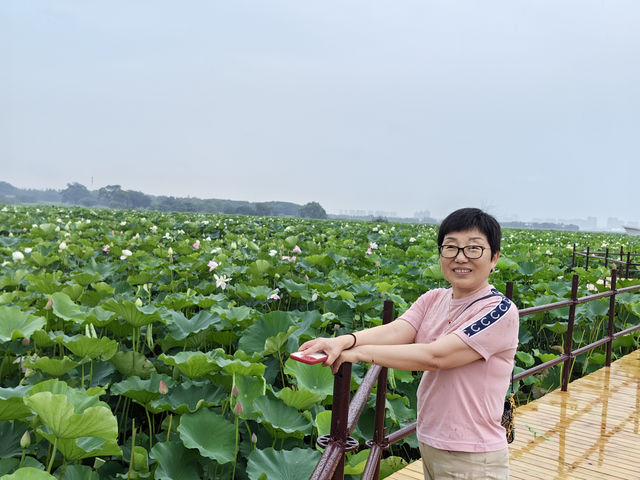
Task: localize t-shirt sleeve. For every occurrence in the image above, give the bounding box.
[397,290,439,332]
[453,297,519,360]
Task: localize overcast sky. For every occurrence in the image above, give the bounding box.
[2,1,639,225]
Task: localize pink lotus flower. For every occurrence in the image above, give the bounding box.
[103,245,110,253]
[234,401,243,415]
[281,255,290,261]
[208,260,219,272]
[292,245,302,254]
[158,380,169,395]
[369,242,378,250]
[192,240,200,250]
[268,290,281,300]
[290,256,296,262]
[366,248,372,255]
[45,298,53,310]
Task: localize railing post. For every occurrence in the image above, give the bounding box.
[362,300,394,480]
[619,246,624,262]
[329,362,352,480]
[562,274,579,392]
[505,281,514,300]
[572,244,576,269]
[626,252,631,278]
[606,266,618,367]
[604,247,609,269]
[585,246,590,270]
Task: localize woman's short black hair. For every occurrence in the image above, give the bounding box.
[437,208,501,258]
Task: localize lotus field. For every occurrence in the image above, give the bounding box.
[1,205,639,480]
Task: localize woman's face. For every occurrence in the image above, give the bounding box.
[439,228,500,299]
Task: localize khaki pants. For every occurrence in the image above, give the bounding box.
[419,443,509,480]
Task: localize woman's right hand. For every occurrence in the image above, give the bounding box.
[297,335,354,368]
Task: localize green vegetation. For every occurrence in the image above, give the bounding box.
[0,204,639,479]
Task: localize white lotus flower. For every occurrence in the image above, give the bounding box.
[151,225,158,233]
[59,242,68,251]
[409,237,416,243]
[12,251,24,262]
[214,274,231,290]
[269,249,277,257]
[24,248,32,254]
[120,249,133,260]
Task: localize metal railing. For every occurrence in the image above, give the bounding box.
[309,267,640,480]
[572,244,640,278]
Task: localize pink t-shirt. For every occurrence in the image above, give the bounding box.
[398,285,519,452]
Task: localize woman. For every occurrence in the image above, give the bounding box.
[297,208,519,479]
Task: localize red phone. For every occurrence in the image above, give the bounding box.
[290,351,328,365]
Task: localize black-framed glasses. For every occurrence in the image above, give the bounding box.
[438,245,487,259]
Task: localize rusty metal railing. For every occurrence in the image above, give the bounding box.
[572,244,640,278]
[309,267,640,480]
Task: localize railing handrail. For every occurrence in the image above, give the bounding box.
[309,268,640,480]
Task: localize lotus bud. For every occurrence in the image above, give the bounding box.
[22,337,30,346]
[311,292,318,302]
[45,298,53,310]
[85,324,91,337]
[20,430,31,449]
[251,433,257,444]
[233,401,243,415]
[232,385,239,397]
[334,324,340,331]
[59,241,67,251]
[90,323,98,339]
[135,298,143,307]
[158,380,169,395]
[93,458,106,470]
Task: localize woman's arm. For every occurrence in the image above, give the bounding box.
[297,319,416,367]
[329,333,482,374]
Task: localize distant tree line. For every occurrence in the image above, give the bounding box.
[0,181,327,219]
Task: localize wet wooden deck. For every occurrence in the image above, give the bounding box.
[386,349,640,480]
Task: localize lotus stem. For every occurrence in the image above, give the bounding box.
[47,436,58,473]
[231,414,239,480]
[128,419,136,480]
[166,414,173,442]
[145,405,153,451]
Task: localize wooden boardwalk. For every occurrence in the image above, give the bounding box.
[386,349,640,480]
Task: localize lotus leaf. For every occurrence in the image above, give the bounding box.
[25,391,117,440]
[149,381,225,414]
[344,449,370,475]
[110,373,175,405]
[276,386,322,411]
[26,356,78,376]
[379,456,408,477]
[246,447,321,480]
[149,441,201,480]
[158,352,218,379]
[101,299,162,327]
[0,421,29,458]
[25,272,62,294]
[235,284,273,300]
[284,358,334,398]
[51,293,90,324]
[232,374,266,420]
[254,394,312,437]
[315,410,332,436]
[0,459,19,477]
[237,311,294,354]
[215,356,266,377]
[110,351,156,378]
[53,464,94,480]
[38,431,121,461]
[177,409,236,463]
[0,467,56,480]
[0,385,34,420]
[163,309,222,341]
[0,306,46,343]
[62,335,118,360]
